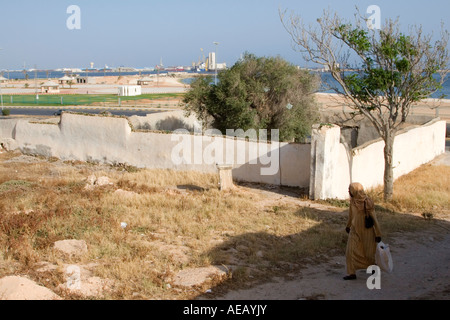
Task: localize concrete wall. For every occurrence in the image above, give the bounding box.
[0,113,311,188]
[2,113,444,196]
[118,85,142,96]
[309,119,446,200]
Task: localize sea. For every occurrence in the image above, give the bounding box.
[0,70,169,80]
[2,70,449,99]
[317,72,450,99]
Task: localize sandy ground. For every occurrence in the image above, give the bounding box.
[201,152,450,301]
[0,75,189,95]
[2,75,450,121]
[315,92,450,121]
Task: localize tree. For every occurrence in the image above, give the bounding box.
[182,53,320,142]
[280,8,449,200]
[182,75,215,133]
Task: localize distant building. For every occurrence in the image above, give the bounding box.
[118,85,142,97]
[216,62,227,70]
[0,76,8,83]
[116,67,136,72]
[59,75,75,85]
[208,52,216,70]
[76,76,97,84]
[137,77,154,86]
[41,81,60,94]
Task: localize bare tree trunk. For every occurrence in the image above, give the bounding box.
[383,133,395,201]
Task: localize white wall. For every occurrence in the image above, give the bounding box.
[351,119,446,189]
[1,113,311,188]
[2,114,444,196]
[118,85,142,96]
[310,119,447,200]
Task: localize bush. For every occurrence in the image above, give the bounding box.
[183,53,320,141]
[2,108,10,116]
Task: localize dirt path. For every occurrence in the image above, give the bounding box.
[209,222,450,300]
[206,153,450,301]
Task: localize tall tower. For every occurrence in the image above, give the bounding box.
[208,52,216,71]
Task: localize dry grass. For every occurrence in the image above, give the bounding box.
[0,150,448,300]
[367,163,450,219]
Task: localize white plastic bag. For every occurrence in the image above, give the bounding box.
[375,241,394,273]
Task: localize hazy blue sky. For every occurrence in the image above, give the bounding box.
[0,0,449,70]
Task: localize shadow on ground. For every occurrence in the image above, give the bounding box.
[193,183,443,300]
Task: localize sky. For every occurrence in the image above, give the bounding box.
[0,0,449,70]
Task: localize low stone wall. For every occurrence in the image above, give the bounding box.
[309,119,446,200]
[0,113,311,188]
[2,113,443,198]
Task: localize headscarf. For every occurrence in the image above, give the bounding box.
[349,182,374,213]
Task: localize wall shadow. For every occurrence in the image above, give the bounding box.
[194,201,450,300]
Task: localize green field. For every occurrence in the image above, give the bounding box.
[0,93,184,107]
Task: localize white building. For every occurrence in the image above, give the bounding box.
[208,52,216,70]
[41,81,60,94]
[59,75,75,85]
[118,85,142,97]
[137,77,154,85]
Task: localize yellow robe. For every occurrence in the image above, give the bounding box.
[345,183,382,275]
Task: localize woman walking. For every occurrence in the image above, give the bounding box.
[344,182,382,280]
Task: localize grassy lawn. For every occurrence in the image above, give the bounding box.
[0,150,448,300]
[0,93,184,107]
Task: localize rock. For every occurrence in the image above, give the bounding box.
[59,276,114,298]
[171,266,229,288]
[84,175,113,190]
[0,138,19,151]
[86,175,97,185]
[0,276,61,300]
[95,176,113,187]
[217,165,235,191]
[54,239,88,257]
[35,261,113,298]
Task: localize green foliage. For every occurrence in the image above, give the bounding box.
[335,22,448,107]
[1,108,10,116]
[183,53,320,141]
